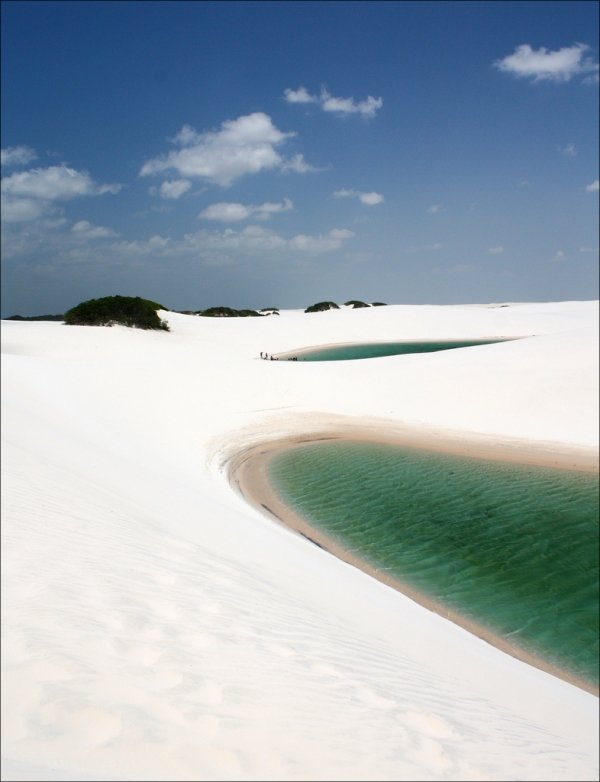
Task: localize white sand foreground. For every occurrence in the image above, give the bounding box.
[1,300,598,781]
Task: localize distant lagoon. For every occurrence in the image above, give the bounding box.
[268,441,599,690]
[279,339,512,361]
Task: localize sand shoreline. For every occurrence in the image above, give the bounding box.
[228,423,599,697]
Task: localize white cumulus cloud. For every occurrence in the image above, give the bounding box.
[320,89,383,117]
[1,145,37,167]
[585,179,599,192]
[199,202,252,222]
[140,113,313,187]
[1,165,121,223]
[2,165,120,200]
[158,179,192,199]
[333,189,384,205]
[283,86,317,104]
[0,195,50,223]
[199,198,293,222]
[358,191,384,205]
[494,43,599,83]
[284,86,383,118]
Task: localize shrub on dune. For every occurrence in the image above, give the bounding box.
[64,296,170,330]
[5,313,65,321]
[343,300,370,308]
[199,307,262,317]
[304,301,340,313]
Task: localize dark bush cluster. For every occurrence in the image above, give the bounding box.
[55,297,388,326]
[5,313,64,321]
[64,296,169,330]
[198,307,262,317]
[304,301,340,313]
[343,300,370,308]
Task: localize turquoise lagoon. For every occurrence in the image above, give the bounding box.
[268,441,599,687]
[287,339,508,361]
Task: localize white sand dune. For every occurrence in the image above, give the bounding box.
[1,300,598,781]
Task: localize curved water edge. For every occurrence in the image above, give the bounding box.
[227,426,599,696]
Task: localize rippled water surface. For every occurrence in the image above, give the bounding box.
[290,339,508,361]
[269,442,599,685]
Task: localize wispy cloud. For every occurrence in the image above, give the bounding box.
[71,220,118,239]
[199,198,293,222]
[1,145,38,167]
[288,228,354,253]
[427,204,442,214]
[433,263,473,275]
[280,153,321,173]
[140,113,314,187]
[585,179,599,192]
[405,242,443,254]
[488,246,504,255]
[3,218,355,271]
[494,43,599,83]
[284,86,383,118]
[560,143,577,157]
[112,225,354,261]
[333,189,384,205]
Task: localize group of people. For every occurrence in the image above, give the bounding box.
[259,352,299,361]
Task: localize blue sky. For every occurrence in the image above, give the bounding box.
[1,0,598,315]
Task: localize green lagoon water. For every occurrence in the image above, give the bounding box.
[269,441,599,686]
[290,339,508,361]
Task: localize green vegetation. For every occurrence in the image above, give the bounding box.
[64,296,169,330]
[343,300,370,308]
[5,314,64,321]
[198,306,262,317]
[47,297,390,325]
[304,301,340,313]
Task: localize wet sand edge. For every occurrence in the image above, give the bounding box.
[228,425,599,697]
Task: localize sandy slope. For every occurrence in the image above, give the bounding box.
[1,301,598,781]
